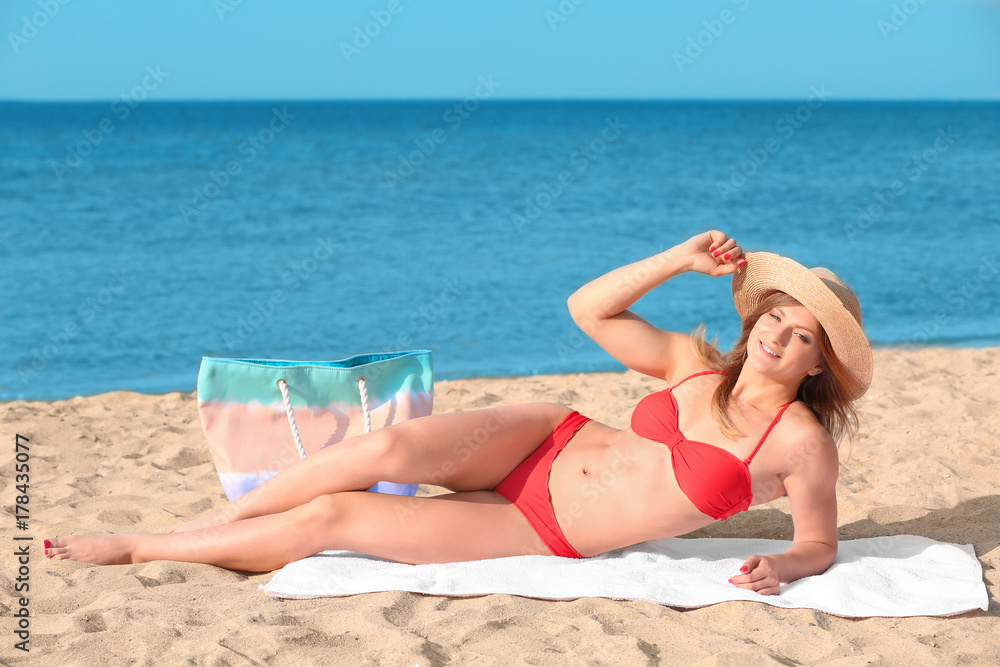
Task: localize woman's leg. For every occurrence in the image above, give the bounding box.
[171,402,573,533]
[48,490,555,570]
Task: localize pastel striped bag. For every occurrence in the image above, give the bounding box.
[196,350,434,501]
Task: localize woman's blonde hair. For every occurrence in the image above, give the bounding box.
[690,291,862,444]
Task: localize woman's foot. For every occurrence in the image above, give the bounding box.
[44,535,138,565]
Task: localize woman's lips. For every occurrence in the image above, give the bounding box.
[759,340,781,359]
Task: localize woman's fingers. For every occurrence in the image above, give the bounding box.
[690,231,748,275]
[709,245,746,275]
[729,576,779,595]
[710,237,736,257]
[728,555,780,595]
[707,230,730,253]
[747,583,781,595]
[707,235,747,268]
[730,568,767,585]
[727,245,747,267]
[739,554,761,572]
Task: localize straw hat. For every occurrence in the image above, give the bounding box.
[731,252,873,401]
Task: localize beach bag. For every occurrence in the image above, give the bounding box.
[196,350,434,501]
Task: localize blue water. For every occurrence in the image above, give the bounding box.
[2,100,998,401]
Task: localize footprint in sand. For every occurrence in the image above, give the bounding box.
[131,562,188,588]
[185,497,218,515]
[96,509,143,526]
[381,592,417,627]
[469,392,503,408]
[74,611,107,633]
[557,389,581,404]
[151,447,210,471]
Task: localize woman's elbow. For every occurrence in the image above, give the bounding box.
[566,293,580,316]
[818,541,838,572]
[567,293,600,328]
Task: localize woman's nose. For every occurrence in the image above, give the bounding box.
[773,325,793,347]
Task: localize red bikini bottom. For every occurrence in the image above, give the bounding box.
[494,411,591,559]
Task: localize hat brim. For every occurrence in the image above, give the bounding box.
[732,252,873,401]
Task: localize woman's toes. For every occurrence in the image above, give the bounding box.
[44,537,62,558]
[47,538,66,557]
[45,537,76,560]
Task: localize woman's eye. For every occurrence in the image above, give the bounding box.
[770,313,780,321]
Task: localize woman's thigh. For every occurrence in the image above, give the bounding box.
[320,490,554,563]
[379,402,575,491]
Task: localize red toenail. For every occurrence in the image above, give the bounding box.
[44,539,51,549]
[45,549,49,556]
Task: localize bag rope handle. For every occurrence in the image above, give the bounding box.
[276,376,372,459]
[356,376,373,434]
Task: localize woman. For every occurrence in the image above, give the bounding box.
[45,230,872,596]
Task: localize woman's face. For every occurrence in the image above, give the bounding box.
[747,304,825,382]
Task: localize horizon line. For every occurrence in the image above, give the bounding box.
[2,96,999,104]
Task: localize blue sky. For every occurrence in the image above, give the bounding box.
[2,0,998,100]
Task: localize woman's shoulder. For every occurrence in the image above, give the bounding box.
[664,363,724,388]
[770,402,838,470]
[664,338,726,386]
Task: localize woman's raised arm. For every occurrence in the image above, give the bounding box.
[566,230,746,382]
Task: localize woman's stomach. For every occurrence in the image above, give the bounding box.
[548,421,716,556]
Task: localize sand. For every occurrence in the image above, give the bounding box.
[2,346,998,666]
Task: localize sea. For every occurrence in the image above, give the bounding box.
[1,100,998,401]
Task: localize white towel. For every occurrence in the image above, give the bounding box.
[260,535,988,618]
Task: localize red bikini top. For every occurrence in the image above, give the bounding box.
[630,370,793,521]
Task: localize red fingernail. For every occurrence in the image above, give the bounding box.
[709,245,716,252]
[740,566,748,572]
[728,578,734,584]
[738,259,747,266]
[723,253,731,260]
[712,251,720,257]
[44,539,51,549]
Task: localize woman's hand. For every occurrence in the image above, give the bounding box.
[729,554,782,596]
[680,230,747,277]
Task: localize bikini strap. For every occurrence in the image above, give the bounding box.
[744,401,794,465]
[670,370,726,390]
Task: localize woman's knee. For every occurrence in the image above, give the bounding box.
[357,427,410,479]
[300,493,347,530]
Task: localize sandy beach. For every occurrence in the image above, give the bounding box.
[3,346,998,666]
